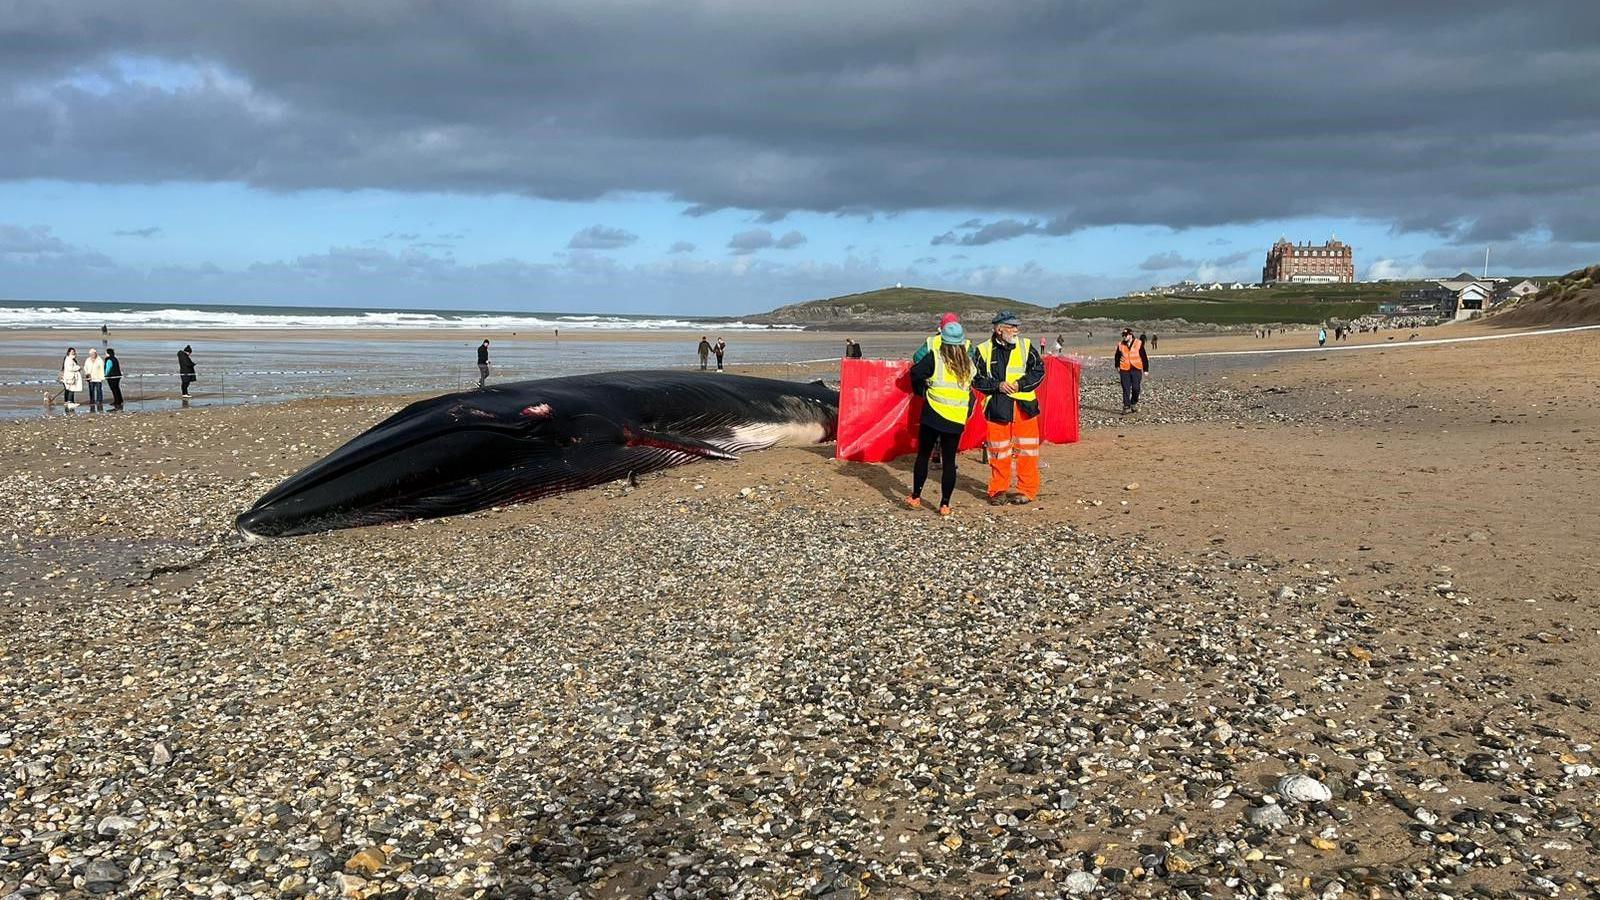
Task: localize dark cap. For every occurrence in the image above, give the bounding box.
[991,311,1021,327]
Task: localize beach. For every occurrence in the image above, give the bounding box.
[3,327,1598,898]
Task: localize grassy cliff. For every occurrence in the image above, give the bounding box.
[747,286,1051,329]
[1492,264,1600,327]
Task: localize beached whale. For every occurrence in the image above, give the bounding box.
[236,371,839,538]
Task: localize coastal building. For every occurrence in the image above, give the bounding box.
[1262,238,1356,284]
[1396,275,1537,320]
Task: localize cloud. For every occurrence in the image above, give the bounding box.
[931,217,1076,247]
[1138,251,1198,271]
[0,223,114,267]
[774,230,807,250]
[2,2,1594,245]
[727,228,775,255]
[113,226,162,238]
[755,210,788,224]
[667,240,696,254]
[567,225,638,250]
[1211,251,1251,267]
[1366,258,1434,280]
[682,204,721,218]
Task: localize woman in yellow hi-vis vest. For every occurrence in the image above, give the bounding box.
[973,311,1046,505]
[906,319,976,517]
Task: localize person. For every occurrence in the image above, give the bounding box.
[177,345,196,396]
[1053,334,1064,354]
[83,348,105,407]
[104,349,124,407]
[713,338,726,371]
[842,339,854,359]
[849,339,863,359]
[1318,326,1327,347]
[973,311,1045,505]
[906,318,975,517]
[1114,327,1148,414]
[60,347,83,409]
[476,340,491,388]
[1150,334,1159,351]
[698,336,712,370]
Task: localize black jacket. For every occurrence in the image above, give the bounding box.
[177,351,195,375]
[971,336,1044,423]
[477,344,490,365]
[104,356,122,380]
[909,346,974,434]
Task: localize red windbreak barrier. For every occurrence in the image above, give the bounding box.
[1038,355,1082,444]
[836,355,1080,462]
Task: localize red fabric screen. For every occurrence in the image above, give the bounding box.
[836,355,1080,463]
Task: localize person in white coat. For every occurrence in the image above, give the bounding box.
[82,348,106,407]
[60,348,84,409]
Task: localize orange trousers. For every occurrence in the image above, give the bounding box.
[985,410,1041,499]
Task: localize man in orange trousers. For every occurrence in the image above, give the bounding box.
[972,311,1047,505]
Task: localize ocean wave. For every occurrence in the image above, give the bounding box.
[0,305,796,331]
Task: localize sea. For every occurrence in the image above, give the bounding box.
[0,299,884,419]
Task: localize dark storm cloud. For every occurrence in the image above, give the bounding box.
[567,225,638,250]
[3,1,1599,242]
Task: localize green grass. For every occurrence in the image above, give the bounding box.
[1056,297,1381,325]
[762,286,1054,317]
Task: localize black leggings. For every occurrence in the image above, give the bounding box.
[912,424,961,506]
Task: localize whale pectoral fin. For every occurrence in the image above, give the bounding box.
[626,428,740,461]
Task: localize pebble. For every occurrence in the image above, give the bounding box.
[1278,773,1333,803]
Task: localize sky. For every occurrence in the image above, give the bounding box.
[2,1,1598,315]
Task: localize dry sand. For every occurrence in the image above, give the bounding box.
[2,327,1597,897]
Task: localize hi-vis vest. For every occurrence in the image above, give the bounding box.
[1117,338,1144,372]
[977,338,1036,402]
[923,336,974,425]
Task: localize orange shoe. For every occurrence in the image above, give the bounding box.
[938,505,952,517]
[905,495,923,510]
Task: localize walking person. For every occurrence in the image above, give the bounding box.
[104,349,124,407]
[849,339,863,359]
[713,338,726,372]
[906,317,975,517]
[1053,334,1064,354]
[177,345,196,397]
[697,336,712,370]
[82,348,105,407]
[60,347,83,409]
[1150,334,1159,351]
[974,311,1045,506]
[476,340,492,388]
[1318,326,1327,347]
[1114,327,1148,414]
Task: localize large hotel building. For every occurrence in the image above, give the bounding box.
[1262,238,1355,284]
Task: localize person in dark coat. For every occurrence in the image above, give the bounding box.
[972,312,1046,504]
[104,349,124,407]
[176,345,196,397]
[697,336,712,370]
[476,340,491,388]
[713,338,726,371]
